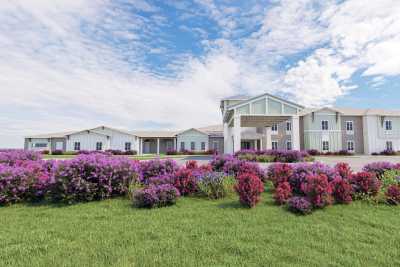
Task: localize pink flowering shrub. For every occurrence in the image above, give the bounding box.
[334,163,353,179]
[133,184,180,208]
[48,154,141,204]
[172,168,198,196]
[385,185,400,205]
[330,177,353,204]
[274,182,292,205]
[350,171,381,197]
[267,163,293,187]
[301,174,332,208]
[234,173,264,208]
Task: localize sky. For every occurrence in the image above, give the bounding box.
[1,0,400,148]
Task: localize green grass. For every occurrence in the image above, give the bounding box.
[1,193,400,267]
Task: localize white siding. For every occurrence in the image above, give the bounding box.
[66,132,108,151]
[90,127,138,151]
[363,115,400,154]
[177,129,208,151]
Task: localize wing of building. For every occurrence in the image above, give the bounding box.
[24,92,400,155]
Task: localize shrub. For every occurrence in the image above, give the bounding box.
[210,154,235,172]
[330,177,353,204]
[133,184,180,208]
[380,149,397,156]
[41,150,50,155]
[274,182,292,205]
[0,150,42,165]
[287,197,312,215]
[140,159,179,184]
[234,173,264,208]
[147,174,174,185]
[350,172,381,198]
[334,162,353,179]
[301,174,332,208]
[267,163,293,187]
[307,149,320,156]
[385,185,400,205]
[172,168,198,196]
[51,150,63,155]
[185,160,198,170]
[362,162,396,178]
[197,172,235,199]
[48,154,141,204]
[255,155,275,162]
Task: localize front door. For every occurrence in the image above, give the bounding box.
[143,142,151,154]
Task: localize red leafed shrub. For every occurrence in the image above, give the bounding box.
[334,162,353,179]
[385,185,400,205]
[234,173,264,208]
[267,163,293,187]
[301,174,332,208]
[274,182,292,205]
[350,172,381,197]
[185,160,198,170]
[172,168,198,196]
[330,177,353,204]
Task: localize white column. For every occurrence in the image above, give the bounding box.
[291,115,300,150]
[174,138,177,151]
[140,138,143,155]
[233,115,241,153]
[157,138,160,155]
[266,127,272,150]
[223,122,229,154]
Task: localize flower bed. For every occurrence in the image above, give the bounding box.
[165,149,216,155]
[235,149,313,163]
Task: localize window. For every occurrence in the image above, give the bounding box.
[271,124,278,133]
[322,141,329,151]
[286,121,292,132]
[322,120,329,130]
[96,142,102,151]
[180,142,185,151]
[272,141,278,150]
[201,142,206,150]
[385,120,393,131]
[347,141,354,152]
[125,142,131,151]
[346,121,354,133]
[191,142,195,151]
[34,143,48,148]
[386,141,393,151]
[286,141,292,150]
[212,141,219,151]
[74,142,80,151]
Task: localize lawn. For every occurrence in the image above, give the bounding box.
[1,192,399,267]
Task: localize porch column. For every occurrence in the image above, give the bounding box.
[157,138,160,155]
[140,138,143,155]
[266,127,272,150]
[291,115,300,150]
[174,138,177,151]
[223,122,229,154]
[233,115,241,153]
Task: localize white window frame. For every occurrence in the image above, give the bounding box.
[386,141,393,151]
[286,141,292,151]
[74,142,80,151]
[286,121,292,134]
[346,121,354,135]
[190,141,195,151]
[347,140,354,152]
[271,124,278,134]
[322,120,329,131]
[96,142,102,151]
[385,120,393,131]
[322,141,329,151]
[201,142,206,151]
[125,142,131,151]
[271,141,278,150]
[180,142,185,151]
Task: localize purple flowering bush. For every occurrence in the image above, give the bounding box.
[133,184,180,208]
[197,172,236,199]
[235,149,312,163]
[362,162,398,178]
[287,197,312,215]
[140,159,179,184]
[0,149,42,166]
[48,154,141,204]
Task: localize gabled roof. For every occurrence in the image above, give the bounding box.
[299,107,400,117]
[25,131,76,139]
[197,124,223,137]
[176,128,209,136]
[131,131,178,138]
[226,92,305,110]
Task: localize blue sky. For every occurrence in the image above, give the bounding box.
[0,0,400,148]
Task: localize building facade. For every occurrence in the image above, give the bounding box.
[24,92,400,155]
